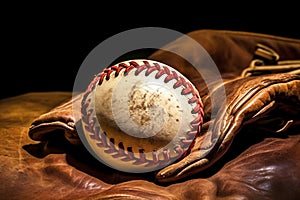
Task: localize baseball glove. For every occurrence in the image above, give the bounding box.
[27,30,300,199]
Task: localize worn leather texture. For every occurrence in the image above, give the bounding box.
[1,30,300,199]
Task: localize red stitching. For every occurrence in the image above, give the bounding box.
[104,138,116,153]
[81,60,204,168]
[96,132,108,148]
[112,142,126,158]
[133,149,147,165]
[121,146,135,161]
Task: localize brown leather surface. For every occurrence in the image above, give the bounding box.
[1,92,300,199]
[2,30,300,199]
[149,29,300,76]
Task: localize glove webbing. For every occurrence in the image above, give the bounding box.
[241,43,300,77]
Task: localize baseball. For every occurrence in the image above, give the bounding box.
[80,59,203,173]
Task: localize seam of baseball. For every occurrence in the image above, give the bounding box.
[81,60,204,167]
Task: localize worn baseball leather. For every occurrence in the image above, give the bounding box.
[23,30,300,199]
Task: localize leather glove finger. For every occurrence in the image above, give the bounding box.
[156,73,300,182]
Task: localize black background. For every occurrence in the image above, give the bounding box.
[2,3,300,99]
